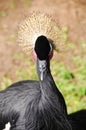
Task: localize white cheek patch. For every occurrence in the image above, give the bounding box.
[3,122,11,130]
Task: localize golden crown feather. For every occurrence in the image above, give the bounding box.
[17,12,66,55]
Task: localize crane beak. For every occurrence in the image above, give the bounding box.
[37,59,47,81]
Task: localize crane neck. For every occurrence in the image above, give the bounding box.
[36,58,68,114]
[36,58,72,130]
[36,58,51,81]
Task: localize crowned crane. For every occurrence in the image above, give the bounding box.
[0,35,72,130]
[0,13,72,130]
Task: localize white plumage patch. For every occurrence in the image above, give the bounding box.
[3,122,11,130]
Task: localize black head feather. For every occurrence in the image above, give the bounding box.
[34,35,51,60]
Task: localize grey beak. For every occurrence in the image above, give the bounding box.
[37,60,47,81]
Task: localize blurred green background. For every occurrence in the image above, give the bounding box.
[0,0,86,114]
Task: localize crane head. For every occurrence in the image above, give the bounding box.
[33,35,53,80]
[34,35,53,61]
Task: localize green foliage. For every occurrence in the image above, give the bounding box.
[60,26,68,42]
[0,77,13,90]
[0,10,7,17]
[9,0,17,9]
[9,0,31,9]
[24,0,31,7]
